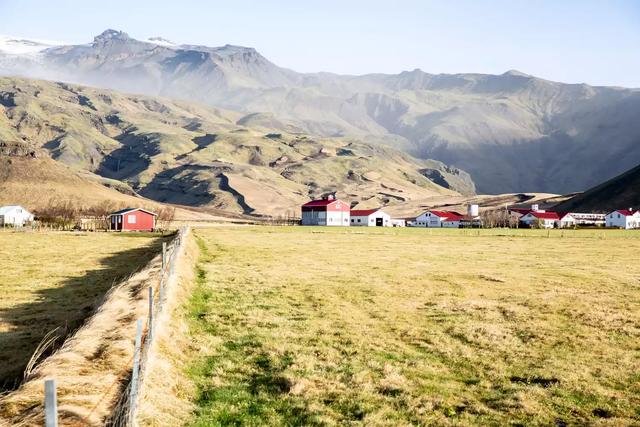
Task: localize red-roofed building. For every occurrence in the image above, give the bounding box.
[301,195,350,226]
[520,211,560,228]
[605,209,640,229]
[350,208,391,227]
[414,210,465,228]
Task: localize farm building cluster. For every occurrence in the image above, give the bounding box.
[0,205,158,231]
[299,197,640,229]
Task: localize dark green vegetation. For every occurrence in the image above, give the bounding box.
[184,227,640,426]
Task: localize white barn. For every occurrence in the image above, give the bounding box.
[605,209,640,229]
[350,209,391,227]
[415,210,463,228]
[0,205,34,227]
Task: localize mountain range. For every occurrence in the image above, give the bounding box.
[0,77,473,215]
[1,29,639,197]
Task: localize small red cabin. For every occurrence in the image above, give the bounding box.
[108,208,157,232]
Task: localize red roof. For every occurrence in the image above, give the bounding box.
[509,208,531,215]
[350,209,379,216]
[527,211,559,220]
[302,199,336,207]
[428,210,464,221]
[615,209,639,216]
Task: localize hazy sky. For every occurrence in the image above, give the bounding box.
[1,0,639,87]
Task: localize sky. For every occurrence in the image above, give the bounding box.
[1,0,639,87]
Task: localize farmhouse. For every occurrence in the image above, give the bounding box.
[0,205,34,227]
[520,211,559,228]
[415,210,464,228]
[301,195,350,226]
[350,209,391,226]
[556,213,576,228]
[108,208,157,231]
[605,209,640,229]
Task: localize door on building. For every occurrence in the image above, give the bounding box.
[376,218,383,227]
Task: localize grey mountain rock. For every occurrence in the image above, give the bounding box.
[1,30,639,194]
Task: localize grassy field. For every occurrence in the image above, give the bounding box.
[0,231,167,389]
[186,227,640,426]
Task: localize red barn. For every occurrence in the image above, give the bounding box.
[301,195,350,226]
[108,208,157,232]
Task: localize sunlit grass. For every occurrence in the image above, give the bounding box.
[0,231,166,387]
[186,226,640,425]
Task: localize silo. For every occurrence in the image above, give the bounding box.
[468,204,479,217]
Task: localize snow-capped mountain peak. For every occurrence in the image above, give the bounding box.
[0,35,61,55]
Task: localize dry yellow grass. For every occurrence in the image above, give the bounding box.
[185,227,640,426]
[0,231,165,388]
[135,229,199,426]
[0,231,175,427]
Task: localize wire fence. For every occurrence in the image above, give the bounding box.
[43,226,189,427]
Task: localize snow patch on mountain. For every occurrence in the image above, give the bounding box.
[0,35,62,55]
[146,37,176,47]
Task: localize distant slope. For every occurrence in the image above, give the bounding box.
[2,29,639,194]
[553,164,640,213]
[0,156,154,211]
[0,77,465,216]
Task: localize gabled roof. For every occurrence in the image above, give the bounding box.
[557,212,574,220]
[350,209,379,216]
[526,211,559,220]
[109,208,157,216]
[611,209,639,216]
[0,205,30,215]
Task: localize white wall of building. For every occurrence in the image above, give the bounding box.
[606,211,640,229]
[350,211,391,227]
[556,215,576,228]
[415,212,444,227]
[0,206,34,226]
[520,213,555,229]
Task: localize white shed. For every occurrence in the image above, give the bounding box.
[605,209,640,229]
[0,205,34,227]
[350,209,391,227]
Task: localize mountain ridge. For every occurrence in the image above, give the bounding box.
[1,29,639,195]
[0,77,474,215]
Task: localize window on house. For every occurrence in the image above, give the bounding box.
[358,219,361,223]
[128,215,137,224]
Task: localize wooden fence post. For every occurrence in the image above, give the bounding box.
[148,287,154,340]
[129,320,143,424]
[45,379,58,427]
[162,242,167,271]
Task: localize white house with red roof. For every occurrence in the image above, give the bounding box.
[350,209,391,226]
[556,213,577,228]
[301,195,350,226]
[520,211,559,228]
[415,210,464,228]
[605,209,640,229]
